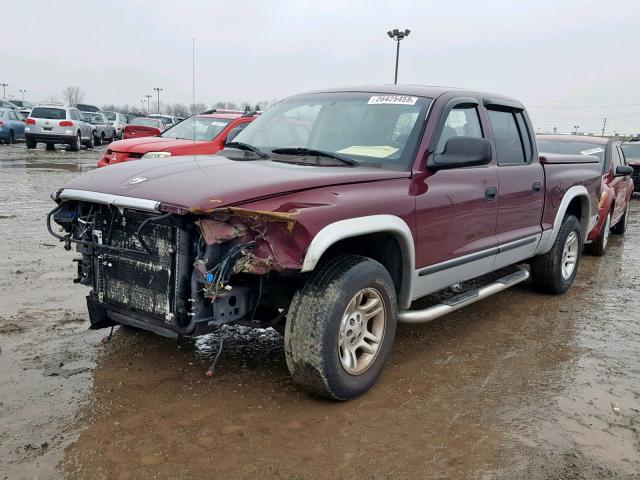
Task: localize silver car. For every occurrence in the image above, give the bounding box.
[103,111,127,139]
[82,112,115,145]
[25,105,95,151]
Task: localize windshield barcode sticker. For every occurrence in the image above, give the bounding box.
[368,95,418,105]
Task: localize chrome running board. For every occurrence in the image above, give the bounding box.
[398,267,529,324]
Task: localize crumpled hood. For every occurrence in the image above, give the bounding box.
[60,154,409,211]
[108,136,203,153]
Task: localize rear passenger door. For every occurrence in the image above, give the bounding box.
[485,102,544,268]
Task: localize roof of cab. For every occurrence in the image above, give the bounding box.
[301,84,523,106]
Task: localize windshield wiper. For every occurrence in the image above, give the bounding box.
[270,147,356,166]
[224,141,269,159]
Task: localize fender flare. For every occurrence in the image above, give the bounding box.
[300,214,415,309]
[535,185,593,255]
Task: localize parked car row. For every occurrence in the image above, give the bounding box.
[48,85,625,400]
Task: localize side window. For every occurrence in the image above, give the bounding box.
[8,111,17,120]
[226,123,249,143]
[436,106,483,153]
[514,112,532,161]
[617,146,627,166]
[70,110,79,121]
[487,109,526,165]
[610,144,621,170]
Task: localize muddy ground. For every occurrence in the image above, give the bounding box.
[0,142,639,480]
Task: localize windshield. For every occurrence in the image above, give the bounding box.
[161,116,230,141]
[232,92,431,170]
[104,112,116,121]
[536,139,606,161]
[622,143,640,159]
[131,117,161,128]
[31,107,66,120]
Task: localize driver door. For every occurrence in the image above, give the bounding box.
[414,97,498,295]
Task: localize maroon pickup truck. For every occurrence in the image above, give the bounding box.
[48,86,601,400]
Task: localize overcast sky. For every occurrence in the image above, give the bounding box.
[4,0,640,134]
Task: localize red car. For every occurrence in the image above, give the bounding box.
[123,117,165,140]
[622,141,640,191]
[99,112,258,167]
[537,135,633,255]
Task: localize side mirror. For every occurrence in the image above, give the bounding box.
[429,137,492,170]
[614,165,633,177]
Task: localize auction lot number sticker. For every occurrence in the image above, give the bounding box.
[368,95,418,105]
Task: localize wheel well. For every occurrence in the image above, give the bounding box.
[566,197,583,221]
[565,194,591,241]
[315,233,403,296]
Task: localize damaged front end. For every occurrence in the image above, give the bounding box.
[48,190,310,338]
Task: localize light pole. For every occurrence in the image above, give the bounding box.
[153,87,163,114]
[145,94,152,114]
[141,99,145,113]
[0,83,7,99]
[573,125,579,135]
[387,28,411,85]
[19,89,26,101]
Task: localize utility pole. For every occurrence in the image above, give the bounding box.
[386,29,411,85]
[145,94,152,114]
[153,87,163,114]
[553,127,557,134]
[0,83,7,99]
[601,118,607,138]
[19,89,26,101]
[140,99,145,113]
[573,125,579,135]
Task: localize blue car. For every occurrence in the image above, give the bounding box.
[0,107,25,144]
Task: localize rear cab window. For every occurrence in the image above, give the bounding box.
[487,108,532,165]
[31,107,67,120]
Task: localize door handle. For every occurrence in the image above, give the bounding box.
[532,182,543,193]
[485,187,497,201]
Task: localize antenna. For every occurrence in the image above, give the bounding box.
[192,37,196,144]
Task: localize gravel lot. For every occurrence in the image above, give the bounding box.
[0,142,639,479]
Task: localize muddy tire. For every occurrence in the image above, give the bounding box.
[69,132,81,151]
[285,255,398,400]
[8,130,14,144]
[585,211,610,256]
[26,138,37,149]
[530,215,582,294]
[611,202,630,235]
[95,133,102,146]
[45,143,55,151]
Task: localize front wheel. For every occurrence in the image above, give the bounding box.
[285,255,398,400]
[611,202,630,235]
[69,132,81,151]
[530,215,582,294]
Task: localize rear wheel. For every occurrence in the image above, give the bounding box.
[585,212,610,256]
[26,138,37,149]
[45,143,55,151]
[530,215,582,294]
[8,130,14,144]
[285,255,398,400]
[84,133,94,149]
[611,202,630,235]
[70,132,81,151]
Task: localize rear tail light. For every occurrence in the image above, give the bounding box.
[0,120,4,127]
[59,120,74,127]
[25,118,35,125]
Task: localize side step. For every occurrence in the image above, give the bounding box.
[398,267,530,324]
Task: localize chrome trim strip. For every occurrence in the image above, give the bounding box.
[418,247,498,276]
[58,189,160,212]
